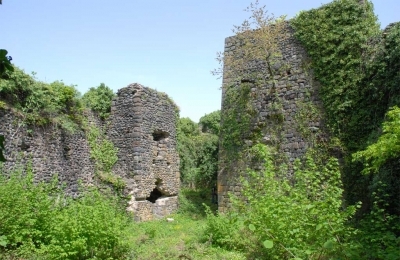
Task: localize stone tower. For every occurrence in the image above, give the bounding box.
[218,23,324,212]
[107,83,180,221]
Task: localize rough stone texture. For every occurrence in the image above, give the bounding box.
[0,108,94,195]
[218,22,325,212]
[107,83,180,221]
[0,83,180,221]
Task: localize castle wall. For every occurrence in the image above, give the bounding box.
[0,109,95,195]
[0,83,180,221]
[218,23,325,211]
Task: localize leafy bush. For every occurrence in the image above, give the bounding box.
[206,144,358,259]
[41,188,132,260]
[0,67,82,130]
[354,181,400,260]
[353,106,400,173]
[82,83,115,120]
[0,167,133,259]
[0,166,58,253]
[0,49,13,78]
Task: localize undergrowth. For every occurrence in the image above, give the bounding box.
[0,166,132,260]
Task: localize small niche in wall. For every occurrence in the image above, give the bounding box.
[146,178,165,203]
[152,130,169,141]
[146,188,163,203]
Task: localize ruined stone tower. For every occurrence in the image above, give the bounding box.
[107,83,180,221]
[218,23,325,212]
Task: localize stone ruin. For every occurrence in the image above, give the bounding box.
[108,83,180,221]
[217,22,325,212]
[0,83,180,221]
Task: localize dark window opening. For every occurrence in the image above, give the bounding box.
[152,130,169,141]
[146,188,162,203]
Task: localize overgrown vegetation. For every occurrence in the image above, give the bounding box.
[1,0,400,259]
[206,144,359,259]
[177,112,219,189]
[86,123,124,190]
[0,67,83,131]
[0,168,132,259]
[82,83,115,120]
[289,0,400,257]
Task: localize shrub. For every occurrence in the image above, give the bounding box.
[206,144,358,259]
[0,166,133,259]
[82,83,115,120]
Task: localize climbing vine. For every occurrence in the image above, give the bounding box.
[86,123,125,190]
[291,0,380,148]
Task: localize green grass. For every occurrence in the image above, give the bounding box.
[126,188,245,260]
[0,172,244,260]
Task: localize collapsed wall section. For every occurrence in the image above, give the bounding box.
[107,83,180,221]
[218,22,325,211]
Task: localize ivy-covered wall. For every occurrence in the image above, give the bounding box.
[218,0,400,218]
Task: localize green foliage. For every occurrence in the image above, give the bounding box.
[0,67,82,131]
[177,117,200,137]
[177,117,219,189]
[82,83,115,120]
[353,106,400,173]
[220,83,254,158]
[0,167,132,259]
[206,144,358,259]
[291,0,400,245]
[86,124,123,190]
[0,167,58,253]
[355,182,400,259]
[0,49,13,78]
[177,188,217,217]
[199,110,220,135]
[291,0,380,147]
[41,188,131,260]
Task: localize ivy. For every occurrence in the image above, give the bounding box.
[291,0,380,147]
[220,83,254,159]
[86,123,124,190]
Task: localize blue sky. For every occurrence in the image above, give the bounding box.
[1,1,398,122]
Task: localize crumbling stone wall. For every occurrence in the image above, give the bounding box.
[218,22,325,212]
[107,83,180,221]
[0,83,180,221]
[0,109,95,195]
